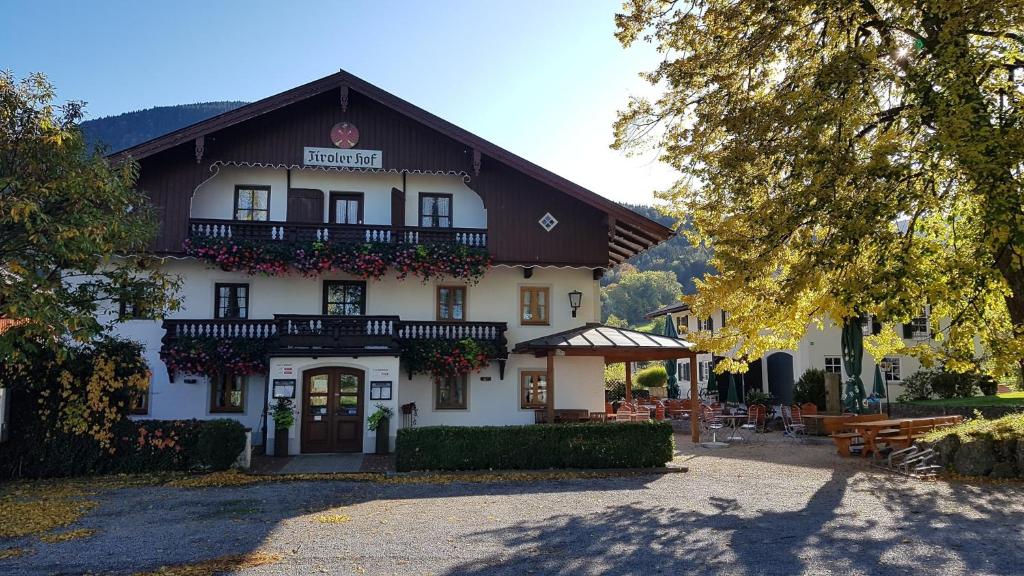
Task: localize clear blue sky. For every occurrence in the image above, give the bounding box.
[3,0,677,204]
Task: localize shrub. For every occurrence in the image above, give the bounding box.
[793,368,826,410]
[931,370,978,399]
[396,422,674,471]
[745,390,771,407]
[604,381,649,401]
[977,375,999,396]
[897,369,936,402]
[635,365,668,388]
[194,419,248,470]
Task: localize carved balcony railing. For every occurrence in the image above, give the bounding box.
[188,219,488,248]
[161,317,507,358]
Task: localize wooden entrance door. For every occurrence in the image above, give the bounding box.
[301,367,364,453]
[287,188,324,223]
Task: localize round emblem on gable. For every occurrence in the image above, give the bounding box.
[330,122,360,149]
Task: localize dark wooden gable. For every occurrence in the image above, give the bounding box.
[124,71,671,264]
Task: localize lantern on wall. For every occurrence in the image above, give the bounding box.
[568,290,583,318]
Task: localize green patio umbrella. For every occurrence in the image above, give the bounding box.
[841,317,868,413]
[872,364,886,398]
[706,366,718,400]
[726,373,739,405]
[663,316,681,399]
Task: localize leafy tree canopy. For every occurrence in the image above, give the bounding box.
[603,269,682,325]
[0,72,179,358]
[614,1,1024,376]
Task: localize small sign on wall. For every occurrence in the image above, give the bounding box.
[272,379,296,399]
[370,381,392,401]
[304,147,383,169]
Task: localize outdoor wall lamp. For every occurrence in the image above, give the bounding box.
[568,290,583,318]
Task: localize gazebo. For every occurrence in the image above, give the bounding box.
[512,323,704,442]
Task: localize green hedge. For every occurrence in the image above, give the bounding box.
[396,422,674,472]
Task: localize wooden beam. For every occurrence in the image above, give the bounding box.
[614,224,656,250]
[625,361,633,403]
[690,352,700,443]
[546,352,555,424]
[339,85,350,112]
[617,220,663,245]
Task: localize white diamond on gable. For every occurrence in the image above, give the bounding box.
[538,212,559,232]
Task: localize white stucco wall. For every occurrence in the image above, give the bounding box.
[189,166,485,228]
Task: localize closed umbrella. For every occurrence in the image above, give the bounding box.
[663,317,680,399]
[706,367,718,400]
[872,364,886,398]
[841,318,867,413]
[726,373,739,405]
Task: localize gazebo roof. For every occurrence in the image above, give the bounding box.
[512,323,696,363]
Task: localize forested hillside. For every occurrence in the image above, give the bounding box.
[80,101,247,152]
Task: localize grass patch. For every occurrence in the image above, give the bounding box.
[905,392,1024,408]
[131,551,282,576]
[922,412,1024,443]
[316,513,352,524]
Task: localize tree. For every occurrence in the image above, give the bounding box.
[614,2,1024,377]
[603,269,682,325]
[0,72,179,358]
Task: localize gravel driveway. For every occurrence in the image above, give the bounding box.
[3,433,1022,575]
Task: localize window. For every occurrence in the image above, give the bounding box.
[118,297,151,320]
[698,360,711,384]
[210,374,245,413]
[882,357,902,382]
[676,315,689,333]
[435,375,468,410]
[419,193,452,228]
[680,359,691,382]
[520,286,550,325]
[214,283,249,319]
[323,281,366,316]
[234,185,270,221]
[910,307,929,339]
[824,356,842,375]
[330,192,363,224]
[699,316,714,332]
[520,370,548,409]
[437,286,466,321]
[130,386,149,415]
[860,313,873,336]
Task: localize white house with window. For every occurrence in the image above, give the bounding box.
[647,303,938,404]
[105,70,676,455]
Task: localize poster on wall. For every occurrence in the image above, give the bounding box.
[272,379,296,399]
[370,381,392,401]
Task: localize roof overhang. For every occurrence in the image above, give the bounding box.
[512,323,697,363]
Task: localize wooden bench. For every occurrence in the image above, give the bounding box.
[826,414,887,456]
[882,415,963,450]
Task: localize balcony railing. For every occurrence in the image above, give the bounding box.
[189,219,488,248]
[161,316,507,356]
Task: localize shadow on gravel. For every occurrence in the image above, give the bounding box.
[1,474,664,575]
[442,468,1024,576]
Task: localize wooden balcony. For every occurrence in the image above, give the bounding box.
[188,218,488,248]
[161,316,508,357]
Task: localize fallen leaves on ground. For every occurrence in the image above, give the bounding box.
[0,547,31,560]
[38,528,96,543]
[0,484,97,539]
[131,552,282,576]
[316,513,352,524]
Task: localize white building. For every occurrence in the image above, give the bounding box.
[646,303,936,404]
[108,70,676,455]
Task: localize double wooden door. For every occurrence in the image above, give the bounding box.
[301,367,364,453]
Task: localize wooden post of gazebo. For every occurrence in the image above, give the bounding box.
[690,355,700,442]
[624,361,633,403]
[546,351,556,424]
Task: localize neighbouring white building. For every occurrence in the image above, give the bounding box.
[106,70,679,455]
[646,303,938,404]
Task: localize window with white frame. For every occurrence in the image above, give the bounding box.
[910,307,929,339]
[699,316,714,332]
[680,359,691,382]
[824,356,842,375]
[697,360,712,384]
[882,357,902,382]
[860,313,872,336]
[676,315,688,333]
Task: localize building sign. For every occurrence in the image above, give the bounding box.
[304,146,382,169]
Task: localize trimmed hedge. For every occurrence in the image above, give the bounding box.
[396,421,674,472]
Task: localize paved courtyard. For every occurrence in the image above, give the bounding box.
[3,433,1023,575]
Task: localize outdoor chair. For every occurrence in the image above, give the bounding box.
[740,405,763,442]
[781,405,807,442]
[800,403,818,416]
[614,403,634,422]
[703,406,725,443]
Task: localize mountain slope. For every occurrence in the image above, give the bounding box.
[80,101,248,153]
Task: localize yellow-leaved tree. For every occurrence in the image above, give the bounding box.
[614,1,1024,378]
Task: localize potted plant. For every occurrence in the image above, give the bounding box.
[368,404,394,455]
[271,397,295,457]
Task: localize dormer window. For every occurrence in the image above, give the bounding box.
[234,185,270,221]
[420,193,452,228]
[699,316,714,332]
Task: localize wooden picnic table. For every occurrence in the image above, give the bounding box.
[851,418,938,458]
[800,414,845,436]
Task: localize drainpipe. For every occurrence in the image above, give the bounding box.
[260,370,270,452]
